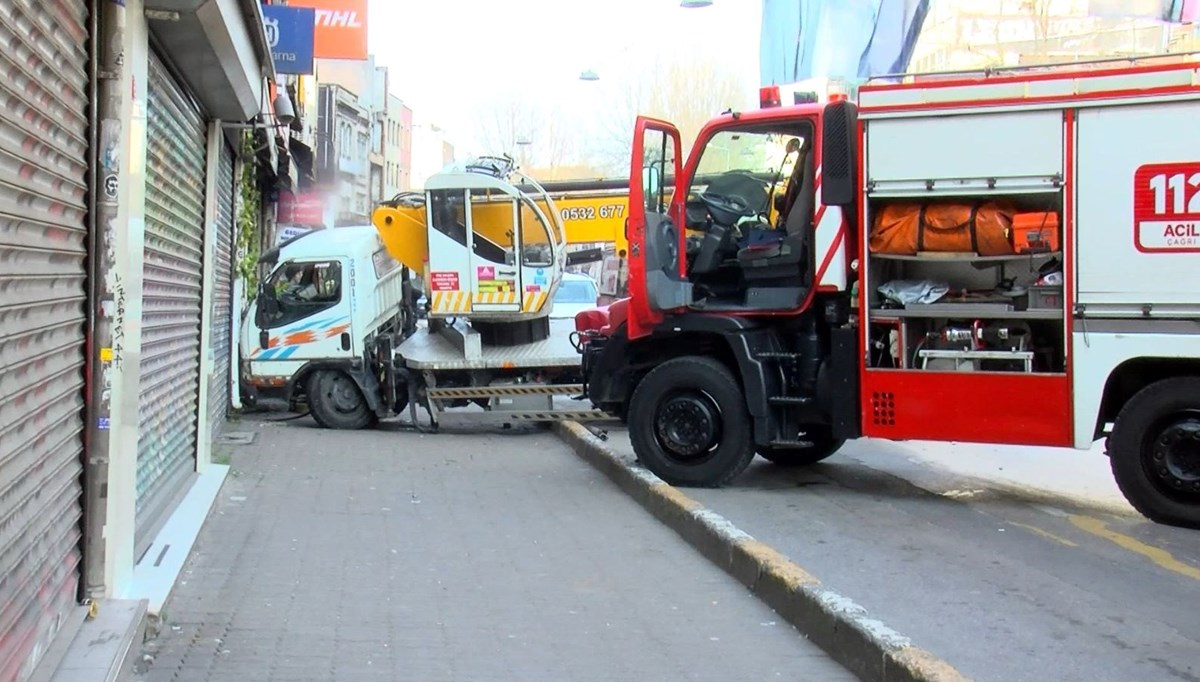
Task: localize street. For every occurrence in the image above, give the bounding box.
[133,417,854,681]
[597,427,1200,682]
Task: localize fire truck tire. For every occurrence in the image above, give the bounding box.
[628,355,754,487]
[1108,377,1200,529]
[307,370,378,430]
[756,427,845,467]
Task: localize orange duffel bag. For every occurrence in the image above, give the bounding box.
[869,201,1016,256]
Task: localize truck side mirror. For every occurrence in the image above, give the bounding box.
[255,281,280,329]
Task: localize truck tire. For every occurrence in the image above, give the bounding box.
[1108,377,1200,529]
[757,426,845,467]
[628,356,754,487]
[307,370,377,430]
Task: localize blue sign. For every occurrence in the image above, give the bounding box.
[262,5,315,75]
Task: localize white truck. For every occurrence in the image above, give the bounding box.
[238,224,411,428]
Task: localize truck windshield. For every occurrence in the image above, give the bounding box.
[259,260,343,328]
[688,125,810,220]
[695,130,800,179]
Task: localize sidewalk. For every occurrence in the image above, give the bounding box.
[133,417,853,681]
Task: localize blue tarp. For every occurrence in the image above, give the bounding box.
[759,0,932,86]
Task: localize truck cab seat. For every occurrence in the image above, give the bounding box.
[736,147,814,281]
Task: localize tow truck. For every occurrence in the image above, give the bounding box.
[574,55,1200,528]
[240,157,616,430]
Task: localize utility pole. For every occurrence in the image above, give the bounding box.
[83,0,126,599]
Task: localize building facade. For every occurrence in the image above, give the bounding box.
[384,94,414,197]
[317,83,372,225]
[0,1,280,679]
[909,0,1199,72]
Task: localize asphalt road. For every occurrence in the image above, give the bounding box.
[137,416,853,681]
[599,428,1200,682]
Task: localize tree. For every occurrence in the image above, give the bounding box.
[589,52,750,175]
[474,95,581,171]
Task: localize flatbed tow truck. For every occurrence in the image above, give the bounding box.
[240,156,612,430]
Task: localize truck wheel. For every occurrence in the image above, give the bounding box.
[757,426,845,467]
[307,370,377,430]
[1109,377,1200,529]
[628,356,754,487]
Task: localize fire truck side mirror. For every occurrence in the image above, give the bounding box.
[820,100,858,207]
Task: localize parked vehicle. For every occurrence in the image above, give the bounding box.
[550,273,601,319]
[574,55,1200,528]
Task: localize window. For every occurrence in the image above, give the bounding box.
[257,260,343,329]
[372,248,399,278]
[518,197,555,268]
[428,189,468,247]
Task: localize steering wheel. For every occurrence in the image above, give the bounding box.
[698,191,752,218]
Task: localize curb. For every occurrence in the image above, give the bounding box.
[555,421,970,682]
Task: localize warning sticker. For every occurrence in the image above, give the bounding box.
[430,271,460,291]
[525,284,541,293]
[477,265,496,280]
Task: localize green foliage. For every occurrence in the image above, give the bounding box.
[235,130,261,299]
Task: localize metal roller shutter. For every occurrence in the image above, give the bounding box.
[136,51,206,552]
[209,143,234,441]
[0,0,90,679]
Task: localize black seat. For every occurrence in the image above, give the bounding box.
[737,147,813,279]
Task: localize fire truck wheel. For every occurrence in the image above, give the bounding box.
[628,355,754,487]
[307,370,378,431]
[756,427,845,467]
[1109,377,1200,529]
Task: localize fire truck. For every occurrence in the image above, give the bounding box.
[575,56,1200,528]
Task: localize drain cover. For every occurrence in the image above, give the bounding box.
[218,431,256,445]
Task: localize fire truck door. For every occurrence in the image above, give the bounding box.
[627,116,684,340]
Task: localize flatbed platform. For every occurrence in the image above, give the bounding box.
[398,317,582,371]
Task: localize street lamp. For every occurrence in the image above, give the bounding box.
[516,137,532,167]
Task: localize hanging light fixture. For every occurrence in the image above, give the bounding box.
[681,0,713,7]
[579,68,600,81]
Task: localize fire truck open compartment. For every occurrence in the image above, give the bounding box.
[858,108,1073,446]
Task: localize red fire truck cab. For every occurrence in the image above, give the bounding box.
[576,57,1200,529]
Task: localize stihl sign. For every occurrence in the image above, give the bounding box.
[286,0,368,60]
[314,10,362,28]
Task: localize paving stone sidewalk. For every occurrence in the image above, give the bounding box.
[134,417,854,681]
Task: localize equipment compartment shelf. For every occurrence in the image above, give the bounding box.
[871,251,1062,263]
[870,307,1062,320]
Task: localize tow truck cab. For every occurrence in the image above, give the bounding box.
[238,225,412,416]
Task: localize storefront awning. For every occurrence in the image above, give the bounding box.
[144,0,275,121]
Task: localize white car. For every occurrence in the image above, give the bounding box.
[549,273,600,319]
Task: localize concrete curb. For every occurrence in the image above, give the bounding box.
[556,421,970,682]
